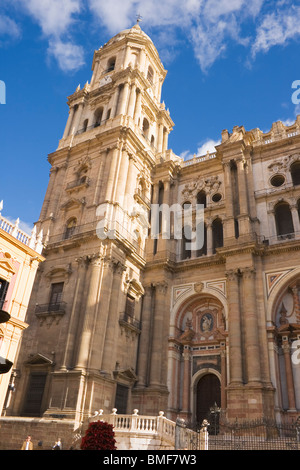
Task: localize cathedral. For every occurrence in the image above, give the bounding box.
[4,22,300,430]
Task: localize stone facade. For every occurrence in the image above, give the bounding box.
[3,23,300,438]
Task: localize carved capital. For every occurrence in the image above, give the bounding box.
[154,281,168,294]
[225,269,239,282]
[240,266,256,279]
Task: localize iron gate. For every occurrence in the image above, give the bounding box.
[207,416,300,450]
[184,415,300,450]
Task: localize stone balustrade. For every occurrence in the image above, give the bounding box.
[89,409,176,450]
[0,202,43,254]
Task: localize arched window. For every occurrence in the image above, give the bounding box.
[106,56,116,73]
[94,107,103,127]
[182,225,192,260]
[212,218,223,253]
[291,161,300,186]
[147,66,154,85]
[65,218,77,239]
[82,119,88,132]
[197,190,207,208]
[196,223,207,257]
[142,118,150,138]
[274,202,294,237]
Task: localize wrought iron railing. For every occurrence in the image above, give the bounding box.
[119,313,141,331]
[35,302,66,314]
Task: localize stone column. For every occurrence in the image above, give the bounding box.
[63,106,75,138]
[115,148,130,206]
[105,146,120,202]
[136,286,153,387]
[124,155,136,201]
[39,166,58,220]
[61,256,88,370]
[282,336,297,411]
[267,209,277,239]
[90,59,100,86]
[157,124,164,153]
[207,222,213,256]
[241,267,262,384]
[101,261,126,373]
[291,285,300,322]
[89,258,115,370]
[236,158,248,215]
[119,82,130,115]
[71,102,84,134]
[111,86,121,118]
[138,48,146,73]
[134,89,142,125]
[220,343,227,410]
[75,255,103,370]
[223,161,235,240]
[149,282,168,387]
[47,163,68,218]
[236,158,251,236]
[225,269,243,384]
[123,45,130,69]
[291,204,300,235]
[127,83,137,118]
[162,128,168,152]
[181,344,191,417]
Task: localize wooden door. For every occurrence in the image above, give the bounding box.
[196,374,220,426]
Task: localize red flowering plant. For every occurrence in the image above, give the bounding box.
[80,420,117,450]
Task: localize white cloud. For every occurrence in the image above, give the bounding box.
[19,0,82,37]
[0,15,21,40]
[180,138,221,161]
[48,39,85,72]
[87,0,263,71]
[5,0,300,73]
[16,0,84,72]
[197,138,221,155]
[251,5,300,57]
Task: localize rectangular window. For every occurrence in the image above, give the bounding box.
[23,373,47,416]
[49,282,64,308]
[0,278,9,309]
[114,384,129,414]
[125,294,135,318]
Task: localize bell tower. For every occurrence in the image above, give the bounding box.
[10,23,175,422]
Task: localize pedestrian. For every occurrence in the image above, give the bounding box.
[21,435,33,450]
[52,437,63,450]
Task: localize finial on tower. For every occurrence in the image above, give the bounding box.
[136,14,142,24]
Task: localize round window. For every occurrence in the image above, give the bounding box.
[270,174,285,187]
[212,193,222,203]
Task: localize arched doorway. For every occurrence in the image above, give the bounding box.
[196,373,221,426]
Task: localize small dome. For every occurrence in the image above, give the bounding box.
[106,23,153,47]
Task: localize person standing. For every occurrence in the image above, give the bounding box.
[21,435,33,450]
[52,437,62,450]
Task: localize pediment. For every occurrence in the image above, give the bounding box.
[25,353,53,365]
[0,258,16,275]
[60,198,85,211]
[113,367,137,383]
[45,265,72,282]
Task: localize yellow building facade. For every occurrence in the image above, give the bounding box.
[3,24,300,433]
[0,208,44,414]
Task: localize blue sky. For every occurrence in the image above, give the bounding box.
[1,0,300,233]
